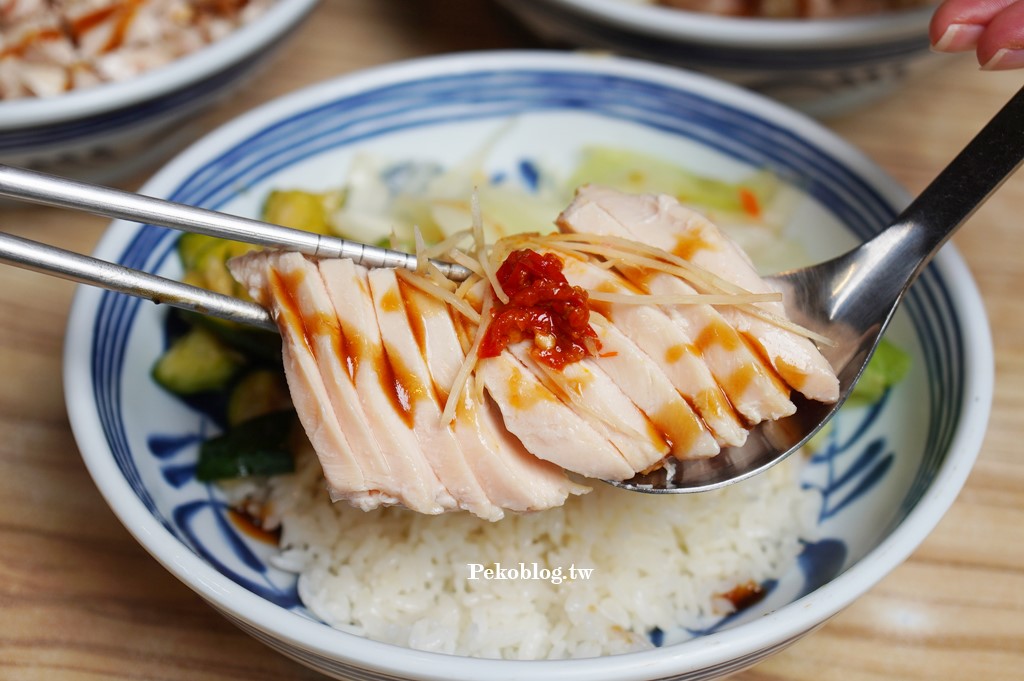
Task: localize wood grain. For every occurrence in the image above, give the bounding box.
[1,1,1021,679]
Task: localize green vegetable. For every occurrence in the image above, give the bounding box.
[185,312,282,365]
[178,234,258,299]
[173,231,280,366]
[567,147,779,217]
[196,410,296,481]
[804,339,910,454]
[228,370,292,426]
[177,232,222,271]
[263,189,345,235]
[151,326,245,395]
[848,338,912,406]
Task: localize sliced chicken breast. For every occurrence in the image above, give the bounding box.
[558,186,799,423]
[558,254,749,447]
[258,253,409,505]
[400,278,590,510]
[588,312,720,459]
[476,352,637,481]
[634,265,796,423]
[229,252,378,511]
[367,268,503,521]
[562,184,839,403]
[662,203,839,403]
[475,387,593,502]
[317,258,455,513]
[506,341,670,474]
[226,185,840,519]
[460,279,637,480]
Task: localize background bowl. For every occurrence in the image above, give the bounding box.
[0,0,319,183]
[63,51,991,680]
[493,0,944,118]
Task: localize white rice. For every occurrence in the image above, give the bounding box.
[254,445,821,659]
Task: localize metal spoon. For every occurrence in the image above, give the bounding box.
[614,84,1024,493]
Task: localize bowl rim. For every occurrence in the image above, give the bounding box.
[512,0,935,49]
[0,0,320,129]
[64,50,992,680]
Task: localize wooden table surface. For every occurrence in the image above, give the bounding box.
[1,1,1022,679]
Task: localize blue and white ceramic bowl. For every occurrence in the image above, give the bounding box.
[64,52,992,681]
[0,0,318,183]
[494,0,944,118]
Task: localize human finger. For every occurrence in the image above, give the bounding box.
[930,0,1019,52]
[977,0,1024,68]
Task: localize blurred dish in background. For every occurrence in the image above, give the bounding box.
[494,0,945,118]
[0,0,318,183]
[634,0,932,19]
[0,0,275,100]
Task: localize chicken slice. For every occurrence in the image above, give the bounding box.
[229,252,378,510]
[635,266,795,423]
[505,341,670,474]
[661,202,839,402]
[559,255,748,447]
[558,187,798,423]
[475,352,637,481]
[317,258,455,513]
[477,387,593,500]
[458,279,637,480]
[563,185,839,403]
[588,312,720,459]
[400,279,590,510]
[251,253,412,506]
[466,266,671,474]
[367,269,503,521]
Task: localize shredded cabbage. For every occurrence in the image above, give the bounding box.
[567,147,783,217]
[324,144,804,275]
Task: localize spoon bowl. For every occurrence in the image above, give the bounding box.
[615,84,1024,493]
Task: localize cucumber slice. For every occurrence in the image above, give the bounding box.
[178,233,223,271]
[228,370,292,426]
[196,410,296,481]
[182,311,282,365]
[152,326,244,395]
[177,233,258,298]
[263,189,344,235]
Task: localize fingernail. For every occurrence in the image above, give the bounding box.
[981,48,1024,70]
[932,23,984,52]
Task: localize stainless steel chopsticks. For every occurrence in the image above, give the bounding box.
[0,163,473,281]
[0,163,476,331]
[0,230,276,331]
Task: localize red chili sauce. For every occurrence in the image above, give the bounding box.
[479,249,600,369]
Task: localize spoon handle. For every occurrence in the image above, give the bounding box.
[888,84,1024,280]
